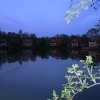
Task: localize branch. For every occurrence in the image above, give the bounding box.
[87,83,100,89]
[69,0,73,9]
[69,0,80,9]
[72,83,100,100]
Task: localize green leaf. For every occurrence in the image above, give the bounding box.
[86,56,93,62]
[80,60,85,63]
[76,88,82,92]
[61,92,65,98]
[67,68,75,73]
[81,5,88,10]
[74,64,79,68]
[65,16,71,24]
[76,72,81,76]
[98,70,100,74]
[53,90,57,97]
[77,70,83,74]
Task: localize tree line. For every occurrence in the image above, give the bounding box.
[0,20,100,49]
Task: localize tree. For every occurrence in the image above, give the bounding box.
[59,34,70,47]
[66,0,100,23]
[95,20,100,34]
[40,37,49,47]
[18,29,23,34]
[81,34,89,46]
[30,33,37,38]
[7,32,21,48]
[22,32,29,38]
[53,34,70,47]
[90,0,100,10]
[86,28,99,38]
[18,29,23,38]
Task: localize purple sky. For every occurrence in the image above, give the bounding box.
[0,0,100,37]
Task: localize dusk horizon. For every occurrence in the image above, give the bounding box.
[0,0,100,37]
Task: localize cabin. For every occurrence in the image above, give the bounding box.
[22,38,33,47]
[71,38,81,48]
[89,36,100,48]
[50,38,61,47]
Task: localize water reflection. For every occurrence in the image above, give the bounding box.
[89,51,100,63]
[0,49,100,67]
[0,49,100,100]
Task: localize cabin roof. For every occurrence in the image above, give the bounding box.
[71,38,81,43]
[89,36,100,43]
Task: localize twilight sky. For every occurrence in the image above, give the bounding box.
[0,0,100,37]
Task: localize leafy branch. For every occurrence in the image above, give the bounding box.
[66,0,100,24]
[48,56,100,100]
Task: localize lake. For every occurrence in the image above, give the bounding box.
[0,49,100,100]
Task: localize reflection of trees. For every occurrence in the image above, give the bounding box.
[59,49,70,60]
[0,50,7,64]
[0,63,3,69]
[49,49,70,60]
[70,50,100,65]
[0,49,100,69]
[37,49,49,59]
[21,50,37,62]
[0,49,37,66]
[7,50,22,63]
[18,59,23,65]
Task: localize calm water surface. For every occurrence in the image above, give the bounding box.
[0,49,100,100]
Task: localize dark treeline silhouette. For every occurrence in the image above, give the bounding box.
[0,49,100,68]
[0,22,100,49]
[0,29,37,49]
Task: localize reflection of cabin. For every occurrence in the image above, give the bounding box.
[21,50,33,61]
[50,38,61,47]
[0,50,7,55]
[22,38,33,47]
[50,50,57,54]
[49,50,59,59]
[70,50,82,60]
[71,50,79,58]
[89,51,100,63]
[0,39,7,47]
[71,39,80,47]
[71,50,79,55]
[23,50,32,54]
[89,36,100,47]
[89,51,97,57]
